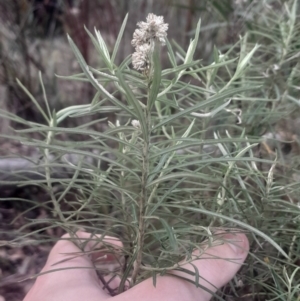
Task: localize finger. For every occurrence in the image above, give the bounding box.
[46,231,123,293]
[113,232,249,301]
[46,231,123,268]
[24,231,123,301]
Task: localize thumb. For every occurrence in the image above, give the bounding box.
[185,232,250,300]
[115,232,249,301]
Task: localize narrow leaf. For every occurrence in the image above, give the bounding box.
[84,26,111,70]
[166,204,289,259]
[154,87,250,130]
[116,70,147,136]
[148,43,162,110]
[16,79,49,123]
[111,13,128,64]
[67,35,135,117]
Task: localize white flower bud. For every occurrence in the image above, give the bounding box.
[131,119,141,129]
[131,13,168,72]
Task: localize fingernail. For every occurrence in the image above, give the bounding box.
[221,233,248,255]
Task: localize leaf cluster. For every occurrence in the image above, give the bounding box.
[1,1,300,299]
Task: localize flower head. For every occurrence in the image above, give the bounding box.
[132,13,168,48]
[132,44,151,71]
[131,13,168,72]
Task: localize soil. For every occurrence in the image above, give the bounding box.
[0,183,66,301]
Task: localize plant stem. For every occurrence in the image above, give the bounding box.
[45,118,65,222]
[131,107,150,285]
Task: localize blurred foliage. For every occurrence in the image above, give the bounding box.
[0,0,247,123]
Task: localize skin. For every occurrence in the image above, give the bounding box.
[24,231,249,301]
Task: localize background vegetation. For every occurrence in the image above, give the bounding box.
[0,0,299,300]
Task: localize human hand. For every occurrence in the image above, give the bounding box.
[24,231,249,301]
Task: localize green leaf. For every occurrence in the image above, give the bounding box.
[17,125,140,152]
[148,153,170,184]
[116,70,147,137]
[111,13,128,65]
[161,60,201,77]
[149,157,273,177]
[94,28,111,65]
[150,137,259,159]
[166,204,289,259]
[236,42,260,75]
[159,218,178,251]
[84,26,111,70]
[184,57,238,73]
[118,250,138,293]
[152,271,157,287]
[67,35,135,118]
[190,263,200,287]
[16,79,49,123]
[147,172,221,188]
[166,38,177,67]
[38,71,51,121]
[153,87,249,130]
[21,140,141,178]
[207,46,220,86]
[184,19,201,64]
[148,178,185,216]
[148,43,162,110]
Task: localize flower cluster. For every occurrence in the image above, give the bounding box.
[131,13,168,72]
